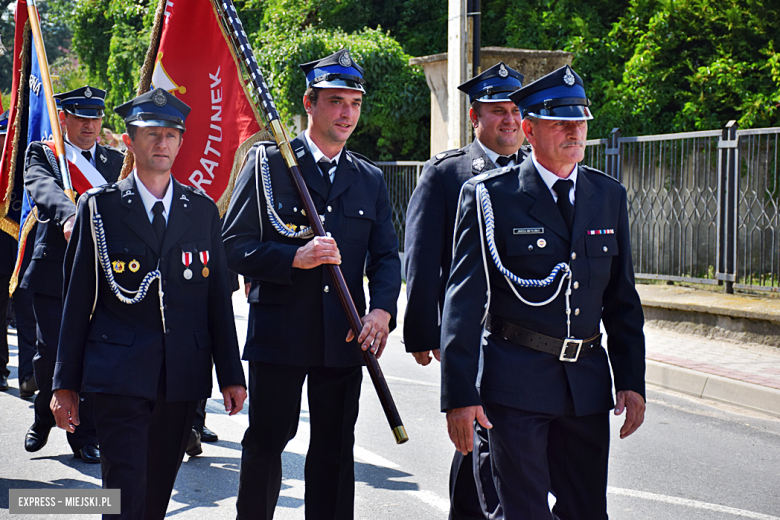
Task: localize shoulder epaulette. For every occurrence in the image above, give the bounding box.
[472,165,514,184]
[182,183,211,199]
[580,164,619,184]
[432,149,466,165]
[80,183,118,203]
[346,150,378,168]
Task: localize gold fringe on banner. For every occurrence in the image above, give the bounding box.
[1,20,31,226]
[119,0,168,181]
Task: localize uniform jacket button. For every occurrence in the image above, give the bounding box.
[571,252,577,260]
[327,206,333,212]
[573,281,579,289]
[102,334,108,340]
[124,247,129,253]
[528,245,533,251]
[574,308,580,316]
[359,210,364,215]
[324,285,330,293]
[603,246,608,253]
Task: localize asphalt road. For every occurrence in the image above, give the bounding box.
[2,295,780,519]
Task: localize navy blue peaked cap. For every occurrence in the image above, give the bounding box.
[114,88,191,131]
[458,62,524,103]
[54,86,106,119]
[509,65,593,121]
[299,49,366,94]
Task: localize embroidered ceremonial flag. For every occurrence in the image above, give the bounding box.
[0,0,30,240]
[135,0,264,214]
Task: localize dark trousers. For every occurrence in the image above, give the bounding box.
[0,273,10,378]
[484,400,610,520]
[449,422,501,520]
[237,361,362,520]
[31,293,97,451]
[193,399,206,434]
[14,287,37,381]
[94,392,196,520]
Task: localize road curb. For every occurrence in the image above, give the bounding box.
[646,360,780,418]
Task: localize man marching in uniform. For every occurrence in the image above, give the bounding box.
[405,62,526,520]
[223,49,401,519]
[441,66,646,519]
[22,86,123,462]
[50,88,247,519]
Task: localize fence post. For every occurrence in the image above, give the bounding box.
[716,120,738,294]
[605,127,621,181]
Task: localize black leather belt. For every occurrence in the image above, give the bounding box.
[485,314,602,362]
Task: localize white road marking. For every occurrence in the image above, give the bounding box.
[404,489,450,512]
[384,375,439,388]
[608,487,780,519]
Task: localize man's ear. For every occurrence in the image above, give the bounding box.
[121,133,133,153]
[303,94,312,114]
[469,107,478,128]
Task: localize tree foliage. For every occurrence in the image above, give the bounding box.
[0,0,73,95]
[10,0,780,146]
[256,26,429,160]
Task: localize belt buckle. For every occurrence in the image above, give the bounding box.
[559,338,583,362]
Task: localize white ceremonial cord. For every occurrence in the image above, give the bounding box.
[87,196,166,330]
[256,144,316,239]
[475,181,574,338]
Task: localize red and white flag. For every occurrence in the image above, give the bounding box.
[141,0,264,213]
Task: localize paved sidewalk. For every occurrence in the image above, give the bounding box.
[396,285,780,418]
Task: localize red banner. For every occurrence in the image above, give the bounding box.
[0,0,29,235]
[149,0,263,213]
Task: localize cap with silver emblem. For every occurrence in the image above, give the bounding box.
[458,62,524,104]
[54,86,107,119]
[114,88,191,131]
[299,49,366,94]
[508,65,593,121]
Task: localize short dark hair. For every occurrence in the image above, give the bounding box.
[304,86,320,105]
[471,100,484,117]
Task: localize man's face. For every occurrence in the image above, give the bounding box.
[472,101,524,156]
[123,126,183,176]
[305,88,362,150]
[61,112,102,150]
[522,118,588,174]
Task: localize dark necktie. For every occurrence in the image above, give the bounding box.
[553,179,575,232]
[152,201,166,247]
[495,154,516,167]
[81,150,92,164]
[318,160,335,192]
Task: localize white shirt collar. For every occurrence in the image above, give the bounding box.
[475,139,518,168]
[133,170,174,224]
[304,130,343,164]
[66,139,97,165]
[531,153,578,204]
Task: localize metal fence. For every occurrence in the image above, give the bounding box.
[588,123,780,293]
[376,161,425,252]
[381,124,780,293]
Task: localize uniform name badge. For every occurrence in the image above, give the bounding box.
[199,250,210,278]
[182,251,193,280]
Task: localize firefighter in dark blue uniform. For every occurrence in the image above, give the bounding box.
[223,49,402,519]
[22,87,123,462]
[441,66,646,520]
[50,88,247,519]
[405,62,526,520]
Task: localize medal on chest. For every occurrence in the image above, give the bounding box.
[182,251,193,280]
[199,250,210,278]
